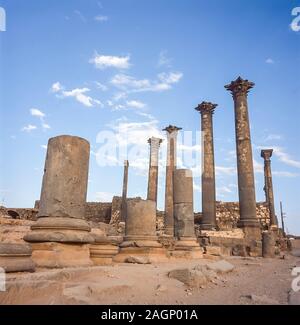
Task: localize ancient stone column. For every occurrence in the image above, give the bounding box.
[121,160,129,222]
[261,149,278,228]
[225,77,259,231]
[172,169,203,258]
[262,231,276,258]
[163,125,182,237]
[24,135,94,268]
[114,199,166,263]
[195,102,217,230]
[147,137,162,207]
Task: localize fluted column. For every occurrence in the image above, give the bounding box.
[195,102,217,230]
[163,125,182,236]
[261,149,278,227]
[147,137,163,207]
[225,77,259,229]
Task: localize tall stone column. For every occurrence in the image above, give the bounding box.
[121,160,129,222]
[261,149,278,227]
[25,135,94,268]
[225,77,259,230]
[147,137,163,207]
[163,125,182,236]
[195,102,217,230]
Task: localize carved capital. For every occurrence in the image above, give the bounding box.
[163,125,182,136]
[225,76,255,98]
[261,149,273,161]
[148,137,163,148]
[195,101,218,115]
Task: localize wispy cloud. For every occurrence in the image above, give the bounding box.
[265,134,283,141]
[95,191,114,202]
[94,15,108,22]
[266,58,275,64]
[158,50,172,68]
[30,108,45,118]
[51,82,103,108]
[126,100,146,109]
[95,81,108,91]
[21,124,37,132]
[74,10,87,23]
[90,52,131,70]
[273,146,300,169]
[110,71,183,93]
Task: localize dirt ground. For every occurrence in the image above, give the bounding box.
[1,252,299,305]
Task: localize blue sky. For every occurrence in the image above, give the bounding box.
[0,0,299,234]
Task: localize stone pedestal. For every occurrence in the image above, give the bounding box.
[114,199,167,263]
[262,231,275,258]
[24,135,94,268]
[90,235,121,265]
[0,243,35,273]
[172,169,203,259]
[195,102,218,230]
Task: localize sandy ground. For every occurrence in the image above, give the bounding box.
[0,253,299,305]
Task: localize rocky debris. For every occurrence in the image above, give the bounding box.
[168,268,208,288]
[206,260,235,273]
[288,291,300,305]
[241,294,280,305]
[0,217,34,244]
[125,256,151,264]
[155,284,167,293]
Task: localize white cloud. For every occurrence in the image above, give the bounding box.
[217,186,232,195]
[52,82,103,108]
[41,145,47,150]
[215,166,236,176]
[30,108,45,118]
[273,171,299,178]
[273,147,300,169]
[22,124,37,132]
[95,81,108,91]
[74,10,86,23]
[42,123,51,130]
[126,100,146,109]
[266,58,275,64]
[265,134,283,141]
[158,50,172,67]
[51,82,63,93]
[90,52,131,69]
[94,15,108,22]
[253,159,264,173]
[110,71,183,93]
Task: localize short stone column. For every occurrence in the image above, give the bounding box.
[114,199,167,263]
[163,125,182,237]
[24,135,94,268]
[172,169,203,259]
[225,77,260,237]
[261,149,278,228]
[195,102,218,230]
[147,137,163,207]
[262,231,276,258]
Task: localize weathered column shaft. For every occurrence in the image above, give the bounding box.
[195,102,217,230]
[121,160,129,222]
[261,149,278,227]
[225,77,259,228]
[163,125,182,236]
[147,137,162,206]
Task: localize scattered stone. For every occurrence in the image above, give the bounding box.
[125,256,151,264]
[242,294,280,305]
[168,268,207,288]
[156,284,167,292]
[207,260,235,273]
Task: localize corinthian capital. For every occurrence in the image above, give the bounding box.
[225,76,255,98]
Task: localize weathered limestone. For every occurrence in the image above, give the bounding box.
[261,149,278,228]
[121,160,129,222]
[262,231,276,258]
[163,125,182,237]
[147,137,163,207]
[114,199,167,263]
[225,77,260,233]
[172,169,203,259]
[195,102,217,230]
[90,235,121,265]
[24,135,94,268]
[0,243,35,273]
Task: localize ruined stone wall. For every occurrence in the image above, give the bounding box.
[0,206,38,221]
[85,202,112,223]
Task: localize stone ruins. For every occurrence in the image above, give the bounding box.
[0,76,291,273]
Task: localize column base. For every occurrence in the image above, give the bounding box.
[0,243,35,273]
[90,235,121,266]
[170,237,203,259]
[237,219,260,229]
[30,242,92,268]
[200,223,217,231]
[114,237,168,263]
